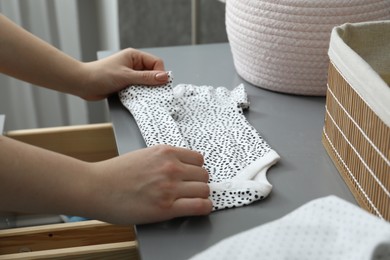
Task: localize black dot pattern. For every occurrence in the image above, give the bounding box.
[211,189,266,211]
[119,72,280,211]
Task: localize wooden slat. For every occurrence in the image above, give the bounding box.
[0,220,136,255]
[0,241,139,260]
[5,123,118,162]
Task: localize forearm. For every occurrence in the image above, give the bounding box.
[0,136,212,224]
[0,135,98,217]
[0,14,87,97]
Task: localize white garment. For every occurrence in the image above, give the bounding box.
[189,196,390,260]
[119,73,280,211]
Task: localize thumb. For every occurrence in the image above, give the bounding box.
[130,70,169,86]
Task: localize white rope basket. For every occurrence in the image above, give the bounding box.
[225,0,390,95]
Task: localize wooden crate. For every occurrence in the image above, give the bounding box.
[323,63,390,220]
[323,21,390,221]
[1,123,139,259]
[5,123,118,162]
[0,220,138,259]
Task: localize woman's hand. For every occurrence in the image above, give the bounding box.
[87,145,212,225]
[80,48,169,100]
[0,14,168,100]
[0,135,211,225]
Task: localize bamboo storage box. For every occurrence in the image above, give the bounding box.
[323,21,390,221]
[0,123,140,259]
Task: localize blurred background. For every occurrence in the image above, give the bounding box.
[0,0,227,131]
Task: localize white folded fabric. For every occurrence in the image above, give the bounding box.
[119,73,280,211]
[189,196,390,260]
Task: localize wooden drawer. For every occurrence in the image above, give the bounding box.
[1,123,139,259]
[0,220,138,259]
[5,123,118,162]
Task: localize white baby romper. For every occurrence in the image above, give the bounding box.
[119,73,280,211]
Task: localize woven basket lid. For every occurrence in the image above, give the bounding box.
[226,0,390,95]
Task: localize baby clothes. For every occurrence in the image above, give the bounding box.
[188,196,390,260]
[119,73,280,211]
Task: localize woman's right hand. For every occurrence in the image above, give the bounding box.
[87,145,212,225]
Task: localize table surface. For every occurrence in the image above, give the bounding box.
[98,43,356,260]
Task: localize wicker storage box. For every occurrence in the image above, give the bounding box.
[323,21,390,220]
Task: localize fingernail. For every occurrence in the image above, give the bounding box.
[155,72,168,81]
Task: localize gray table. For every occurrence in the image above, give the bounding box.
[98,43,356,260]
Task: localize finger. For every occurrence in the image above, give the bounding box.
[172,147,204,166]
[179,165,209,182]
[171,198,213,217]
[175,182,210,198]
[136,50,165,71]
[128,70,169,85]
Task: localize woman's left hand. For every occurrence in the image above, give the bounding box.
[81,48,169,100]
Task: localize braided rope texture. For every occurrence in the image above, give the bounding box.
[226,0,390,95]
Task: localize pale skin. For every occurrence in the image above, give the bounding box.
[0,14,212,225]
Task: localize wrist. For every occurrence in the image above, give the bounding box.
[67,62,94,100]
[70,161,112,221]
[75,62,107,101]
[67,162,101,219]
